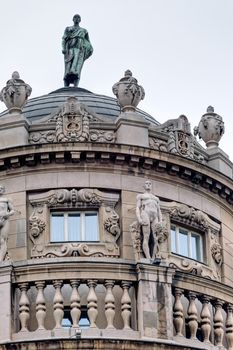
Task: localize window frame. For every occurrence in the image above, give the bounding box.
[171,223,204,262]
[50,210,99,243]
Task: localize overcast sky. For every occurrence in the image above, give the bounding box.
[0,0,233,160]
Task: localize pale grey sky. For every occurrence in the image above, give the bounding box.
[0,0,233,160]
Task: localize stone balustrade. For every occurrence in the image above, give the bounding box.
[1,260,233,347]
[172,286,233,348]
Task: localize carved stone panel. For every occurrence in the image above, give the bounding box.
[28,96,116,145]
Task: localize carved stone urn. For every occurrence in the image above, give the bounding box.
[0,71,32,114]
[112,70,145,112]
[194,106,225,148]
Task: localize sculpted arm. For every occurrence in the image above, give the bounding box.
[157,199,162,223]
[136,195,142,224]
[62,27,69,54]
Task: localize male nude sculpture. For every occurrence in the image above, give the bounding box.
[136,180,162,259]
[0,185,16,261]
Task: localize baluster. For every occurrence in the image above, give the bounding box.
[173,288,184,336]
[87,280,98,328]
[187,292,198,339]
[213,299,224,347]
[121,281,132,330]
[70,279,81,328]
[105,280,115,329]
[18,283,30,332]
[53,280,64,329]
[226,304,233,350]
[35,281,46,330]
[200,295,211,342]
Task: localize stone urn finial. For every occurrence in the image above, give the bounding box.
[194,106,225,148]
[0,72,32,114]
[112,70,145,112]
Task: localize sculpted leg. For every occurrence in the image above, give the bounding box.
[151,220,158,260]
[141,226,151,259]
[0,223,8,261]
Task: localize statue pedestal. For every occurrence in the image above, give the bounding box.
[0,113,30,149]
[206,146,232,178]
[115,112,150,147]
[137,263,175,339]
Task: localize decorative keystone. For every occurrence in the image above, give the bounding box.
[112,70,145,112]
[0,71,32,114]
[194,106,225,148]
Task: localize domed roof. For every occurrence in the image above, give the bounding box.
[0,87,159,125]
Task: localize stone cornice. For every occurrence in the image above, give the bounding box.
[0,143,232,204]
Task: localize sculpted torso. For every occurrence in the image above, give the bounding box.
[138,193,160,223]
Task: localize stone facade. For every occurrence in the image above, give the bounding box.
[0,71,233,350]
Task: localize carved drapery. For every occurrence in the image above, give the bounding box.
[28,188,120,259]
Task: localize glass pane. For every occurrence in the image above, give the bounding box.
[171,225,176,253]
[191,233,202,261]
[85,213,98,241]
[51,214,64,241]
[179,229,188,257]
[68,213,80,241]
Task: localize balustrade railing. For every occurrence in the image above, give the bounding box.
[14,277,135,334]
[6,261,233,349]
[172,286,233,349]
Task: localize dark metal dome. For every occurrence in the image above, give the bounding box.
[0,87,159,125]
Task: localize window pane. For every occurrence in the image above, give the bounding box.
[68,214,80,241]
[191,233,202,261]
[171,225,176,253]
[85,213,98,241]
[179,229,188,257]
[51,214,64,241]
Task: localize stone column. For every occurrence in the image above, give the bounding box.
[0,263,13,342]
[137,263,175,339]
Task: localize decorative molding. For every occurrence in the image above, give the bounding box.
[90,130,115,143]
[29,131,56,144]
[31,242,119,258]
[28,188,120,259]
[168,202,209,231]
[46,188,101,207]
[29,207,46,244]
[162,200,222,281]
[149,137,167,152]
[104,207,120,243]
[0,145,232,206]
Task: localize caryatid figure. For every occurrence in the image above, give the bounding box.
[136,180,162,259]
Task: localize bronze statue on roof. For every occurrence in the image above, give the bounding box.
[62,14,93,87]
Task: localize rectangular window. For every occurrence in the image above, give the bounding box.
[171,224,203,262]
[51,212,99,242]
